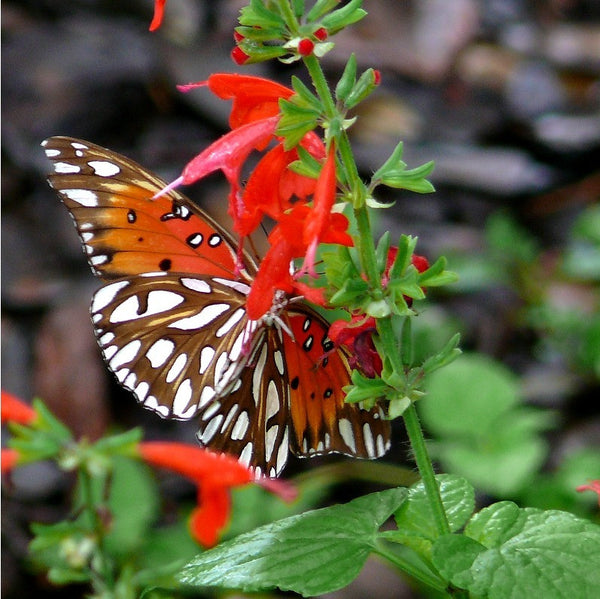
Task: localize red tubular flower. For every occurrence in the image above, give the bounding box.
[1,391,36,425]
[149,0,167,31]
[1,449,19,474]
[314,27,328,41]
[138,442,295,547]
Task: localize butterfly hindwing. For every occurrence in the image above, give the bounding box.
[42,136,255,281]
[92,274,254,420]
[284,306,391,460]
[196,327,291,478]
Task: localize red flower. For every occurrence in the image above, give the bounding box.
[1,449,19,474]
[1,390,36,425]
[178,74,293,130]
[246,144,353,320]
[138,442,295,547]
[576,480,600,506]
[1,391,37,474]
[149,0,167,31]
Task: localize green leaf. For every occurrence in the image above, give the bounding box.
[344,68,379,109]
[291,76,322,112]
[433,502,600,598]
[421,353,521,437]
[388,475,474,558]
[321,0,366,34]
[178,488,407,596]
[277,98,320,149]
[239,0,286,29]
[335,53,357,102]
[104,456,161,560]
[307,0,340,21]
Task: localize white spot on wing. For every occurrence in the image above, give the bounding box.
[265,380,280,420]
[215,307,245,338]
[168,303,229,330]
[231,411,249,440]
[71,142,89,150]
[44,149,60,157]
[172,379,193,417]
[146,338,176,368]
[213,278,251,295]
[54,162,80,174]
[63,189,98,207]
[239,442,253,467]
[88,160,121,177]
[103,345,118,360]
[109,339,141,370]
[199,346,215,374]
[98,332,115,346]
[363,423,375,457]
[166,353,188,383]
[201,401,221,421]
[199,414,223,443]
[110,290,184,323]
[144,395,170,417]
[181,278,211,294]
[91,255,108,266]
[92,281,129,312]
[265,424,279,461]
[134,381,150,402]
[199,385,216,408]
[338,418,357,453]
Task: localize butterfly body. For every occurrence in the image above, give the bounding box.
[43,136,390,477]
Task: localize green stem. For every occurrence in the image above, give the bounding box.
[403,405,450,535]
[303,20,450,540]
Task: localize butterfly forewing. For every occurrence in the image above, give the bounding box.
[284,307,391,460]
[42,136,256,281]
[92,274,254,420]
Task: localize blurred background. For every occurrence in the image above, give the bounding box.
[2,0,599,597]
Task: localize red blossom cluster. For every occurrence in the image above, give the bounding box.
[161,73,353,320]
[1,391,294,547]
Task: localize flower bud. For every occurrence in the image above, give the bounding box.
[314,27,328,41]
[298,38,315,56]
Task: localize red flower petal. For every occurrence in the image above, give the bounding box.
[298,38,315,56]
[1,391,36,425]
[206,74,293,129]
[231,46,250,65]
[190,484,231,547]
[149,0,167,31]
[1,448,19,473]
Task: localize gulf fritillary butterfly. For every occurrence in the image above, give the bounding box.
[42,136,391,477]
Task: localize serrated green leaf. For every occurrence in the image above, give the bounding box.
[178,488,407,596]
[434,502,600,598]
[390,475,475,558]
[235,25,287,41]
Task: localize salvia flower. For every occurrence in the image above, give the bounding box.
[1,391,37,473]
[158,74,351,319]
[138,442,295,547]
[149,0,167,31]
[1,390,36,425]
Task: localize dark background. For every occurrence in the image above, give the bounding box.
[2,1,599,597]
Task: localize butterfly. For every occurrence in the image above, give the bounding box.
[42,136,391,477]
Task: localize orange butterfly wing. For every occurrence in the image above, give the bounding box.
[284,306,391,461]
[42,136,256,280]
